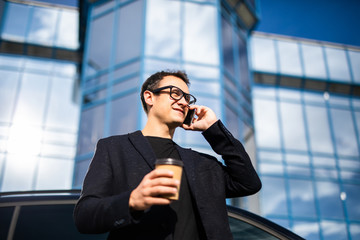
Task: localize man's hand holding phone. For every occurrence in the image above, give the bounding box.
[182,105,217,131]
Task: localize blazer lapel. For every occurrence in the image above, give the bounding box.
[128,131,157,169]
[176,147,198,196]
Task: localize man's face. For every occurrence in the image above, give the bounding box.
[150,76,191,127]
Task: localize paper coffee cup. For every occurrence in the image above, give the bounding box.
[155,158,183,200]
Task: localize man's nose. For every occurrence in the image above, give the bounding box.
[177,96,188,106]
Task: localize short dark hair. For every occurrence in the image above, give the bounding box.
[141,70,190,113]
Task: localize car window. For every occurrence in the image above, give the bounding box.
[229,216,280,240]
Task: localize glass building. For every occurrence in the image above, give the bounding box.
[1,0,359,239]
[250,32,360,240]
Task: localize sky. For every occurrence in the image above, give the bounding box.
[254,0,360,47]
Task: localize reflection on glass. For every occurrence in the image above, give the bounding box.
[13,73,49,125]
[317,181,344,219]
[183,3,219,65]
[321,221,347,240]
[277,40,302,76]
[312,156,336,167]
[280,102,307,151]
[77,104,105,155]
[350,223,360,240]
[253,98,281,148]
[87,11,114,74]
[1,154,37,191]
[35,158,73,190]
[222,17,235,76]
[260,176,288,216]
[301,44,327,79]
[116,1,142,63]
[331,108,359,157]
[0,70,20,122]
[292,221,320,240]
[190,80,219,97]
[289,179,316,217]
[112,77,139,95]
[287,166,311,177]
[305,105,334,154]
[237,31,250,90]
[285,153,309,165]
[110,94,138,135]
[184,64,220,79]
[56,9,79,49]
[225,106,240,139]
[46,77,79,131]
[73,159,91,188]
[250,37,277,72]
[314,168,338,180]
[325,47,351,82]
[259,163,283,175]
[349,50,360,83]
[28,7,58,46]
[1,3,30,41]
[145,0,181,59]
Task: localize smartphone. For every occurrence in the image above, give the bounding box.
[183,109,195,125]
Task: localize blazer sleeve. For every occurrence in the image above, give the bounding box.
[202,120,262,197]
[73,138,140,234]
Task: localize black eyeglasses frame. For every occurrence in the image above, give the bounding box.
[150,85,197,106]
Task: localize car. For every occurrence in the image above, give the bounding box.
[0,190,304,240]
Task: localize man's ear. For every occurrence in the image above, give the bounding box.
[143,90,154,109]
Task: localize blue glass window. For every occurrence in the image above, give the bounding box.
[253,98,281,148]
[13,73,50,125]
[1,3,30,41]
[305,105,334,154]
[259,163,283,175]
[221,17,235,76]
[331,108,359,157]
[289,179,316,218]
[325,47,351,82]
[292,221,320,240]
[301,43,327,79]
[109,93,138,136]
[277,40,302,76]
[145,0,181,59]
[35,158,73,190]
[183,3,219,65]
[77,104,105,155]
[348,50,360,83]
[1,154,37,191]
[56,9,79,49]
[86,11,114,75]
[350,224,360,240]
[2,2,79,49]
[28,7,58,46]
[260,176,288,216]
[236,32,250,90]
[225,106,240,139]
[0,70,20,122]
[115,1,143,63]
[321,221,347,240]
[280,102,307,151]
[317,181,344,219]
[250,37,277,72]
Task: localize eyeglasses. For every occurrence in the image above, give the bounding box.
[150,85,197,106]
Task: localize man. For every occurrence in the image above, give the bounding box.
[74,70,261,240]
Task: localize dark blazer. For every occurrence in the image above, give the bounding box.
[74,120,261,240]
